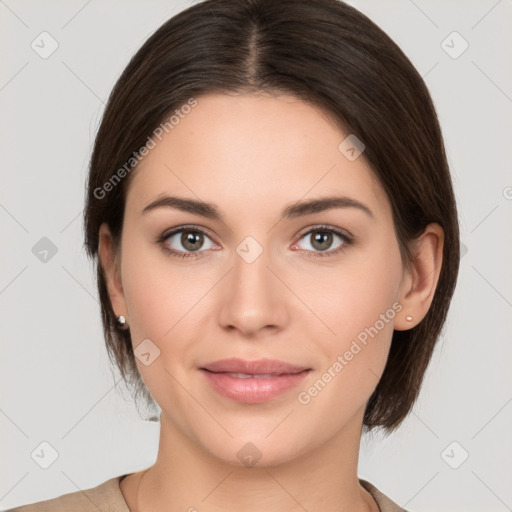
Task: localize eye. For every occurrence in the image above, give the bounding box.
[158,226,217,258]
[157,224,353,260]
[293,225,353,257]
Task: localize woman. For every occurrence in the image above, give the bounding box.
[7,0,459,510]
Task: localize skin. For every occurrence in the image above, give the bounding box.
[98,92,444,511]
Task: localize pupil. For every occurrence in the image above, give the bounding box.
[182,231,202,251]
[313,231,332,251]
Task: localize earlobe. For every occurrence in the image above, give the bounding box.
[98,223,126,316]
[394,223,444,331]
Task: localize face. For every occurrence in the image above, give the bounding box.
[103,92,412,466]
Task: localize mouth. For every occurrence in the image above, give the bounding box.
[199,358,311,404]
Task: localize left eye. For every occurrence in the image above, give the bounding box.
[294,228,351,254]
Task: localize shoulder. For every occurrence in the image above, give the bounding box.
[4,475,130,512]
[359,478,410,512]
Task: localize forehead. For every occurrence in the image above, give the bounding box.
[126,92,390,221]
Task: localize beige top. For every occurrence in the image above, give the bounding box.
[5,474,408,511]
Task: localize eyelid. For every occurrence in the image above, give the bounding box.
[295,224,354,242]
[160,224,217,242]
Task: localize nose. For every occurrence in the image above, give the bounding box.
[217,242,290,339]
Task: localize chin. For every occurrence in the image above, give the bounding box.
[185,416,316,469]
[206,437,306,469]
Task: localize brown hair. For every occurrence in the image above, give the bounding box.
[83,0,460,431]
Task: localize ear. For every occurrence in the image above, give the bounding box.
[394,223,444,331]
[98,222,127,318]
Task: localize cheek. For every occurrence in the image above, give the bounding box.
[120,234,210,339]
[294,284,400,436]
[306,235,402,343]
[118,242,206,418]
[300,236,403,398]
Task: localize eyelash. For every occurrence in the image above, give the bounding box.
[156,224,353,260]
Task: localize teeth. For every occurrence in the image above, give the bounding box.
[226,372,277,379]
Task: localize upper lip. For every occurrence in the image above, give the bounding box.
[200,358,310,375]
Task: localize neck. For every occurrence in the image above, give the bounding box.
[132,411,377,512]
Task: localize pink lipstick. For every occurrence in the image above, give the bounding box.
[200,358,311,404]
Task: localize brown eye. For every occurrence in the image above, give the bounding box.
[160,227,216,257]
[310,231,334,251]
[294,226,352,257]
[180,230,205,251]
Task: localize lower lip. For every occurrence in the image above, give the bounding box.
[200,370,311,404]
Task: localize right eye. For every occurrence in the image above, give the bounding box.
[158,226,218,259]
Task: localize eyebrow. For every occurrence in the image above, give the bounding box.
[141,194,374,220]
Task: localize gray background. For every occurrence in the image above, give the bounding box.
[1,0,511,510]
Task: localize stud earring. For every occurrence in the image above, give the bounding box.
[405,315,413,322]
[116,315,130,330]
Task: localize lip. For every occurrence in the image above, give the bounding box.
[199,358,311,404]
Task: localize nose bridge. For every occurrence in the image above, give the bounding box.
[234,235,272,291]
[217,234,288,335]
[232,234,276,306]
